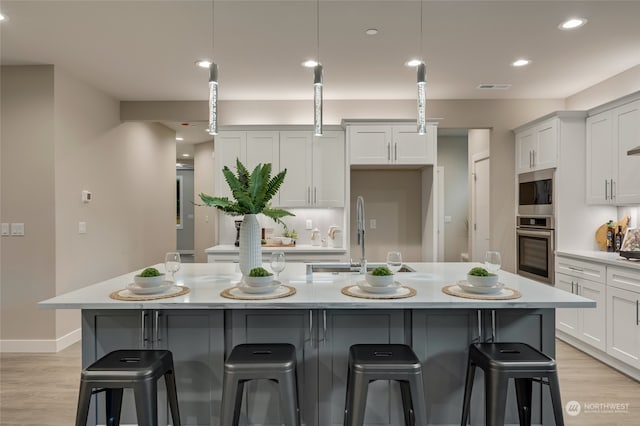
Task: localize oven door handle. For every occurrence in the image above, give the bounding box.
[516,228,553,238]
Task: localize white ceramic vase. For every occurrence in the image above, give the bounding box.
[239,214,261,276]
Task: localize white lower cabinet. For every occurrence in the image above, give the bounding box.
[555,262,606,351]
[606,267,640,368]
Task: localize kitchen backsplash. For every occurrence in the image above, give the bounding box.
[618,206,639,228]
[218,208,346,246]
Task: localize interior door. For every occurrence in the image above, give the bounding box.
[471,153,490,261]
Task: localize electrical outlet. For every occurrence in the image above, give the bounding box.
[305,219,313,230]
[370,219,377,229]
[1,223,9,236]
[10,223,24,236]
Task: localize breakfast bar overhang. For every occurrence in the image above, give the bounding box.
[40,262,594,426]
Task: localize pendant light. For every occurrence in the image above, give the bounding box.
[416,0,427,135]
[313,0,323,136]
[207,0,218,136]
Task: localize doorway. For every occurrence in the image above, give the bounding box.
[471,152,490,262]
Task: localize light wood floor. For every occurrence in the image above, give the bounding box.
[1,339,638,425]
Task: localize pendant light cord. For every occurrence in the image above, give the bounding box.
[420,0,423,59]
[316,0,320,62]
[211,0,215,58]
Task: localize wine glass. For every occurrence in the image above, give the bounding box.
[386,251,403,274]
[484,251,502,274]
[270,251,286,281]
[165,252,181,281]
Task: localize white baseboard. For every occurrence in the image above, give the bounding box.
[0,328,81,353]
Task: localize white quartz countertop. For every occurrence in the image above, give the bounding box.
[556,250,640,271]
[39,262,595,310]
[206,244,347,254]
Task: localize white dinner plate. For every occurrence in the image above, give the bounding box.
[356,281,400,294]
[126,281,173,295]
[457,281,504,295]
[237,281,282,294]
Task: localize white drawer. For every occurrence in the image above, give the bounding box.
[607,266,640,294]
[556,256,606,283]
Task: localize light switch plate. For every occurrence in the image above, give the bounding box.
[1,223,9,236]
[78,222,87,234]
[370,219,377,229]
[305,219,313,230]
[10,223,24,236]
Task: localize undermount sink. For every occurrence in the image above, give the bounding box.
[306,263,415,275]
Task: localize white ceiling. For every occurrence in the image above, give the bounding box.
[2,0,640,148]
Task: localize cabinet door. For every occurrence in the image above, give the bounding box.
[313,131,345,207]
[613,100,640,204]
[606,286,640,368]
[576,278,606,351]
[279,132,313,207]
[515,128,536,174]
[228,310,317,426]
[318,309,406,426]
[214,132,245,198]
[555,273,579,337]
[412,309,483,425]
[245,132,280,172]
[586,112,614,205]
[158,310,225,426]
[393,125,434,165]
[349,126,391,165]
[534,119,557,170]
[81,310,147,426]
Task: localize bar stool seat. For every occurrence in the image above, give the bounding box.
[220,343,300,426]
[344,344,427,426]
[461,342,564,426]
[75,349,181,426]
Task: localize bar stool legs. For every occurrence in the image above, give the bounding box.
[220,343,301,426]
[344,344,427,426]
[74,349,181,426]
[460,342,564,426]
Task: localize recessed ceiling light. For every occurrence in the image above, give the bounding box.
[405,59,422,67]
[302,60,319,68]
[512,58,531,67]
[182,154,190,157]
[365,28,379,36]
[559,18,587,30]
[195,59,212,69]
[176,137,184,141]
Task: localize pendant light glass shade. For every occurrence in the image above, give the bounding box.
[208,63,219,136]
[314,64,323,136]
[417,62,427,135]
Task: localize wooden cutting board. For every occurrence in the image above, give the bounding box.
[595,215,630,250]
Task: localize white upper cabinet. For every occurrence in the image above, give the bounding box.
[586,99,640,205]
[515,117,558,174]
[279,131,345,208]
[349,124,435,166]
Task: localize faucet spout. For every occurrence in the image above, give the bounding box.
[356,196,366,273]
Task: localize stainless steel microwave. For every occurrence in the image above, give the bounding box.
[518,169,554,216]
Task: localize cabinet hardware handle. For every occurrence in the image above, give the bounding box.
[141,311,149,346]
[307,187,311,204]
[394,143,398,161]
[387,143,391,161]
[490,310,496,343]
[323,309,327,342]
[611,179,615,200]
[154,311,161,345]
[636,301,639,326]
[314,187,317,205]
[568,266,583,272]
[309,310,313,347]
[605,179,608,200]
[571,281,574,294]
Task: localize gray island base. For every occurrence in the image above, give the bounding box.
[41,263,594,426]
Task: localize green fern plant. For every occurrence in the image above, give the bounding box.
[198,159,294,225]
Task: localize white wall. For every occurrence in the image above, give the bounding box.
[1,66,176,351]
[194,141,216,262]
[177,169,195,252]
[437,135,469,261]
[566,65,640,110]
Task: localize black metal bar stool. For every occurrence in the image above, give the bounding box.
[461,342,564,426]
[220,343,300,426]
[344,344,427,426]
[75,349,181,426]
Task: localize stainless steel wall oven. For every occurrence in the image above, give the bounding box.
[516,215,555,285]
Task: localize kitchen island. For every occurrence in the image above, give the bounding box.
[40,262,593,426]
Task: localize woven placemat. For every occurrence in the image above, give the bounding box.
[220,284,296,300]
[341,285,416,299]
[109,285,190,301]
[442,284,521,300]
